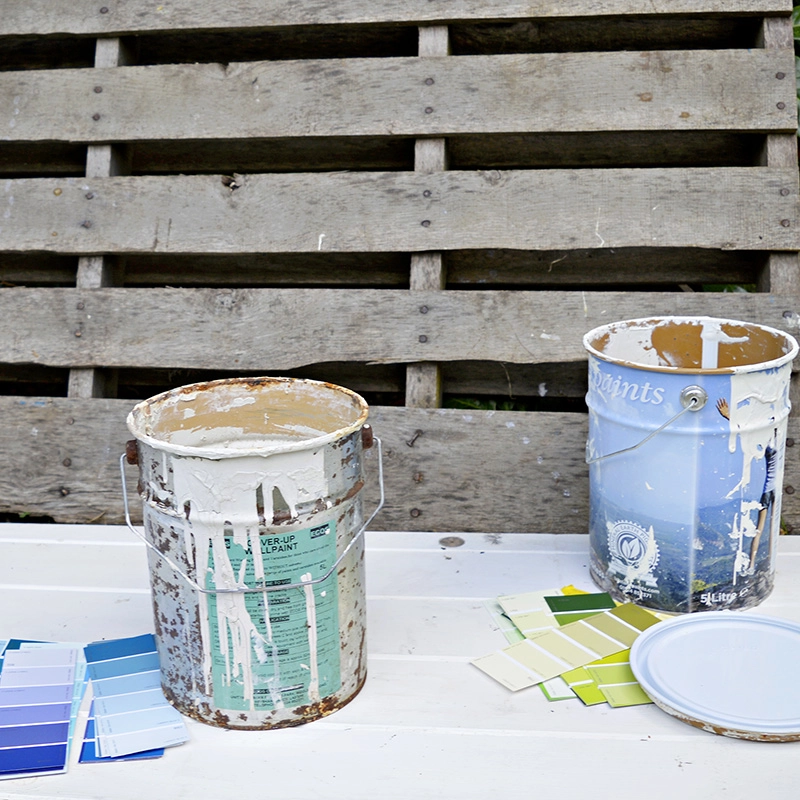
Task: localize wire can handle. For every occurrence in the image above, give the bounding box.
[586,385,707,465]
[120,436,384,595]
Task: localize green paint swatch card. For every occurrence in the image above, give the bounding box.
[496,589,562,639]
[472,604,661,692]
[561,666,607,706]
[585,651,653,708]
[482,600,525,644]
[539,676,577,701]
[544,593,616,625]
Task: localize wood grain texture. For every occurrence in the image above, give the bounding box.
[0,1,790,36]
[1,287,799,371]
[759,17,800,296]
[407,26,449,409]
[69,38,128,400]
[2,50,795,143]
[2,397,800,533]
[2,169,798,254]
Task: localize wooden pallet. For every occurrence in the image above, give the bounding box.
[1,1,799,532]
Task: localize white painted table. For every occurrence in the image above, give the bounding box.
[1,524,799,799]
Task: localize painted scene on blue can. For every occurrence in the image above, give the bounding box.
[584,317,798,613]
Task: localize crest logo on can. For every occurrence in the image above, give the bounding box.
[608,520,660,594]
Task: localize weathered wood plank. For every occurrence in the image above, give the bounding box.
[0,1,790,36]
[1,287,798,370]
[406,26,449,410]
[0,398,589,530]
[69,38,129,402]
[2,397,799,534]
[2,51,794,143]
[759,17,800,296]
[2,169,798,254]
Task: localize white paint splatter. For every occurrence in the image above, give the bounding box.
[301,571,320,703]
[699,319,748,370]
[725,370,788,496]
[170,447,326,710]
[594,206,605,247]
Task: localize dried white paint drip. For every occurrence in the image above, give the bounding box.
[729,500,762,583]
[171,448,326,711]
[248,525,284,709]
[699,319,748,370]
[725,370,787,496]
[302,571,321,704]
[724,368,790,583]
[595,322,664,368]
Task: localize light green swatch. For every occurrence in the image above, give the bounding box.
[539,676,577,701]
[483,599,526,644]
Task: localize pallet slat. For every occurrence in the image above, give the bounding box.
[2,50,794,142]
[1,169,797,254]
[0,287,797,370]
[2,396,799,532]
[0,2,790,36]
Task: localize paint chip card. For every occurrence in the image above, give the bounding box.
[482,600,525,644]
[539,676,576,701]
[544,593,616,625]
[80,701,164,764]
[84,634,188,758]
[496,589,563,638]
[584,650,653,708]
[472,603,660,691]
[0,646,79,780]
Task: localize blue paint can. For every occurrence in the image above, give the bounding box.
[584,317,798,613]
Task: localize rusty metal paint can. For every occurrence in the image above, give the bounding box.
[125,377,376,729]
[584,317,797,614]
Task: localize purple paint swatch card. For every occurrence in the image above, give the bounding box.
[0,646,78,780]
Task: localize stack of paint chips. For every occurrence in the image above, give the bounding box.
[0,634,188,781]
[82,634,189,760]
[0,640,82,779]
[474,589,661,707]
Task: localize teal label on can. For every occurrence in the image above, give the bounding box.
[205,521,341,711]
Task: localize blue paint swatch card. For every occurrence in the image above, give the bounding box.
[79,701,164,763]
[84,634,188,758]
[0,646,79,780]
